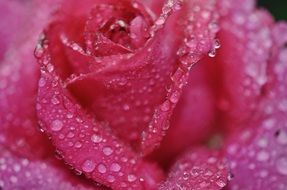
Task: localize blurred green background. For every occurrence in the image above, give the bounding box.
[258,0,287,20]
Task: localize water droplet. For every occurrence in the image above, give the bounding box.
[10,176,18,183]
[277,130,287,145]
[82,160,96,173]
[67,132,75,138]
[66,113,73,119]
[208,49,216,58]
[160,100,171,111]
[110,163,121,172]
[13,164,21,172]
[263,118,275,129]
[216,179,226,188]
[97,163,107,174]
[214,39,221,49]
[107,175,115,183]
[103,147,113,156]
[38,78,46,87]
[155,17,165,25]
[47,64,54,73]
[276,157,287,175]
[170,91,180,103]
[127,174,137,182]
[51,96,60,105]
[123,104,130,111]
[74,141,82,148]
[34,44,44,58]
[182,171,190,180]
[259,170,268,178]
[256,150,269,162]
[91,134,102,143]
[257,138,268,148]
[51,120,63,131]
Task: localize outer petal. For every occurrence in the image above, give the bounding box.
[0,145,98,190]
[213,0,274,130]
[0,0,59,158]
[36,47,164,189]
[159,148,230,190]
[224,22,287,190]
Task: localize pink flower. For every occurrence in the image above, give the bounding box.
[0,0,286,189]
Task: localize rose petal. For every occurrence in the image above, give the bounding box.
[0,0,59,158]
[62,0,181,154]
[213,0,274,130]
[140,0,219,155]
[159,148,230,190]
[0,145,99,190]
[36,47,164,189]
[224,22,287,190]
[151,59,216,166]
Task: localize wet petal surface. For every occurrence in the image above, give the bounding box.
[159,148,230,190]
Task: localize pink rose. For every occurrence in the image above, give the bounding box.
[0,0,286,189]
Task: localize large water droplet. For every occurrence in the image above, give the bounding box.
[110,163,121,172]
[38,78,46,87]
[51,120,63,131]
[216,179,226,188]
[256,150,269,162]
[74,141,82,148]
[82,160,96,173]
[160,100,171,111]
[98,163,107,174]
[208,49,216,58]
[47,64,54,73]
[103,147,113,156]
[276,157,287,175]
[277,130,287,145]
[127,174,137,182]
[170,91,180,103]
[91,134,102,143]
[107,175,115,183]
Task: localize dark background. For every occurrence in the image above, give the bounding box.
[258,0,287,20]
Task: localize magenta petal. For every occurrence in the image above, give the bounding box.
[224,22,287,190]
[159,148,230,190]
[151,60,216,165]
[0,145,98,190]
[0,1,59,158]
[140,0,219,155]
[225,112,287,190]
[36,50,164,189]
[214,0,274,130]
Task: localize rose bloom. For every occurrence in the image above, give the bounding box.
[0,0,287,189]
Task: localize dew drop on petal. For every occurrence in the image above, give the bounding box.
[277,130,287,145]
[256,150,269,162]
[170,91,180,103]
[38,78,46,87]
[91,134,102,143]
[276,157,287,175]
[51,120,63,131]
[214,39,221,49]
[74,141,82,148]
[110,163,121,172]
[127,174,137,182]
[208,49,216,58]
[160,101,171,111]
[107,175,116,183]
[103,146,113,156]
[82,159,96,173]
[216,179,226,188]
[97,163,107,174]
